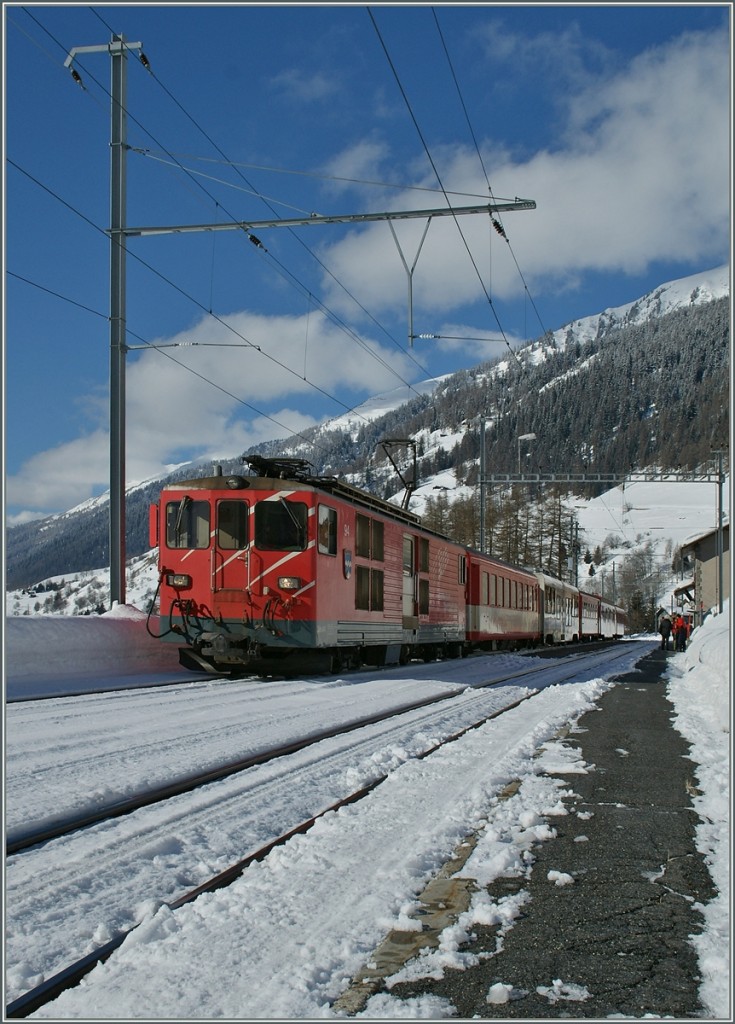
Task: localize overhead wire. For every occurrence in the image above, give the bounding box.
[6,267,338,459]
[431,7,550,343]
[12,7,430,438]
[9,10,419,443]
[7,157,378,424]
[10,6,520,464]
[127,147,502,202]
[87,6,435,387]
[367,6,522,368]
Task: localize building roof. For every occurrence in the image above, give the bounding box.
[681,520,729,553]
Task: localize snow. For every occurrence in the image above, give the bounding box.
[4,601,730,1019]
[548,264,730,351]
[3,470,731,1017]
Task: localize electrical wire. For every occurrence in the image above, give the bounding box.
[6,158,381,435]
[431,8,550,344]
[127,146,505,202]
[6,265,338,458]
[87,6,434,386]
[367,7,522,368]
[17,6,431,410]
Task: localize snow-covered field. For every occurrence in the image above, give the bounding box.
[4,469,730,1017]
[3,602,730,1019]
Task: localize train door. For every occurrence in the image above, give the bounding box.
[213,498,250,592]
[164,494,212,578]
[402,534,418,629]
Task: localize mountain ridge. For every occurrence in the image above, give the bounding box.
[5,264,730,592]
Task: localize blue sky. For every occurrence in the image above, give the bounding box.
[4,3,731,524]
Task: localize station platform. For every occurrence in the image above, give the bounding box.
[368,646,716,1018]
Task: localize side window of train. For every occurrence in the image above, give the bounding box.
[217,500,248,549]
[317,505,337,556]
[356,514,384,560]
[166,498,210,549]
[356,514,371,558]
[458,554,467,586]
[418,578,429,614]
[355,565,384,610]
[372,520,384,561]
[419,538,429,573]
[403,536,414,576]
[355,565,370,610]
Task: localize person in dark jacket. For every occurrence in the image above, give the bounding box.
[659,614,673,650]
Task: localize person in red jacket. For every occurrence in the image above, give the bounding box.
[673,614,687,651]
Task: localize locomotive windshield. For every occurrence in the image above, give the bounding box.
[166,498,210,549]
[254,499,307,551]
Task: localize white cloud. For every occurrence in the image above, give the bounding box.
[6,432,111,514]
[6,308,418,515]
[7,26,728,520]
[269,67,338,102]
[316,28,730,316]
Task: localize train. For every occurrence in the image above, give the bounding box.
[147,455,627,675]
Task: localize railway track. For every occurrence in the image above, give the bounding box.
[6,643,640,1018]
[6,644,626,856]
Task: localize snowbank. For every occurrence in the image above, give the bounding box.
[5,606,185,699]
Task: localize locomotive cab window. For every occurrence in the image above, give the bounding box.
[255,499,307,551]
[166,498,210,549]
[217,500,248,549]
[317,505,337,556]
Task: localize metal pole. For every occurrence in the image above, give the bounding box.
[66,38,142,608]
[110,35,128,607]
[479,418,486,553]
[388,218,431,348]
[717,450,724,614]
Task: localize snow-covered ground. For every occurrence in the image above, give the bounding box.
[4,468,730,1017]
[3,600,730,1019]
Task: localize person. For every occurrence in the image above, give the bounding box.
[673,613,687,651]
[658,614,672,651]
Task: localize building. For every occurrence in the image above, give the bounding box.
[678,522,729,623]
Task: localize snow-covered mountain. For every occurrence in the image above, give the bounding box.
[5,263,729,596]
[552,264,729,348]
[289,265,731,435]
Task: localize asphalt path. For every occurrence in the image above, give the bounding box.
[388,647,716,1018]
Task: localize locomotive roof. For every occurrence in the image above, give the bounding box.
[165,455,423,528]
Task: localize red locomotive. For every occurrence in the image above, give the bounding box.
[148,456,625,675]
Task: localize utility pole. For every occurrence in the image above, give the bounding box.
[67,35,535,607]
[66,35,142,608]
[713,448,728,615]
[479,418,486,553]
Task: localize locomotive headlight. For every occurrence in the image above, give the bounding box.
[166,573,192,589]
[278,576,301,591]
